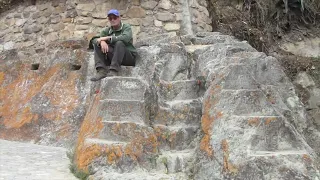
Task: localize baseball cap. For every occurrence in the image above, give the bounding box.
[107,9,120,17]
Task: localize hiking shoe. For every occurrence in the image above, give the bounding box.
[90,69,108,81]
[107,70,118,77]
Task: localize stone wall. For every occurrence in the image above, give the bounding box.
[0,0,212,53]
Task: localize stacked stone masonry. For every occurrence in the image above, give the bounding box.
[0,0,212,53]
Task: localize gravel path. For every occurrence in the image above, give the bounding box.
[0,140,78,180]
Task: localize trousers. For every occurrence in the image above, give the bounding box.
[93,41,136,72]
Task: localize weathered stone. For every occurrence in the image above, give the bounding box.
[0,45,3,52]
[75,17,92,24]
[12,27,21,33]
[31,12,40,19]
[53,6,66,15]
[141,1,158,10]
[62,18,72,23]
[24,5,37,12]
[132,0,140,5]
[132,26,141,43]
[154,20,163,27]
[38,16,49,24]
[142,16,154,27]
[164,23,180,31]
[5,18,15,26]
[92,19,108,27]
[20,41,36,48]
[14,13,22,18]
[45,32,59,43]
[73,31,85,39]
[49,16,61,24]
[59,30,71,40]
[4,41,15,50]
[175,13,182,21]
[156,12,174,21]
[66,10,77,18]
[51,1,60,7]
[76,3,95,12]
[75,25,90,30]
[91,12,108,19]
[37,3,50,11]
[42,9,52,17]
[92,3,110,19]
[15,19,27,27]
[52,23,65,31]
[122,18,141,26]
[126,7,146,18]
[159,0,172,10]
[23,12,30,18]
[23,25,42,34]
[294,72,315,88]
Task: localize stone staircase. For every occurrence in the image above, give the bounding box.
[77,32,319,180]
[78,38,204,179]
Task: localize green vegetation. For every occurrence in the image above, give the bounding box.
[67,149,89,180]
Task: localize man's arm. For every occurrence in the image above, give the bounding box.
[92,27,110,45]
[110,25,132,44]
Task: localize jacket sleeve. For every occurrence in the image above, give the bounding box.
[110,25,132,44]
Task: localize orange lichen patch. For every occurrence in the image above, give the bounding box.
[75,94,104,171]
[0,64,60,129]
[43,72,81,121]
[248,117,260,126]
[77,144,102,169]
[200,134,213,157]
[302,154,312,163]
[4,106,39,128]
[265,117,277,125]
[222,139,238,174]
[106,145,124,164]
[200,92,214,157]
[0,71,4,86]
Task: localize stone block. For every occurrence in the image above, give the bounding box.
[157,53,189,81]
[158,80,201,101]
[141,1,158,10]
[92,19,108,27]
[98,100,149,124]
[76,3,96,12]
[75,25,90,30]
[154,125,199,150]
[158,0,172,10]
[97,121,153,142]
[164,23,180,31]
[154,20,163,27]
[156,12,174,21]
[100,77,149,101]
[15,19,27,27]
[154,99,202,126]
[126,7,146,18]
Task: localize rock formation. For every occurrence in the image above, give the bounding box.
[0,0,319,179]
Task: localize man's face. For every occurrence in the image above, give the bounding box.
[108,14,120,27]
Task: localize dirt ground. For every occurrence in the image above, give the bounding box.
[206,0,320,88]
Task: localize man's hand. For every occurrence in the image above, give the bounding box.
[100,41,109,53]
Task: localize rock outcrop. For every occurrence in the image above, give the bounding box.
[73,33,319,179]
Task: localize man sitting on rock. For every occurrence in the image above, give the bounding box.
[90,9,137,81]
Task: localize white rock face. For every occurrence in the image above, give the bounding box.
[280,37,320,57]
